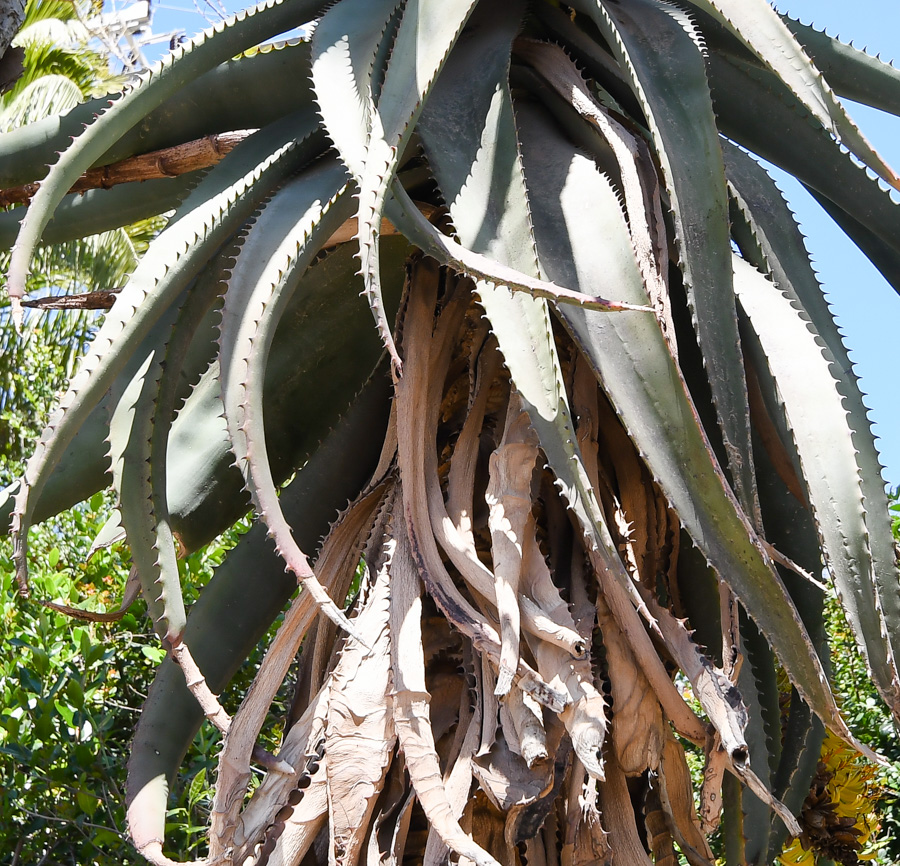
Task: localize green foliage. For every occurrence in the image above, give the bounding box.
[826,488,900,864]
[1,498,153,864]
[0,479,260,862]
[0,214,245,862]
[778,489,900,865]
[824,594,900,864]
[891,488,900,540]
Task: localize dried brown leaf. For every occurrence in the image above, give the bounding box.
[522,530,607,780]
[388,506,502,866]
[657,732,716,865]
[597,753,654,866]
[256,758,329,866]
[325,546,395,865]
[595,590,665,777]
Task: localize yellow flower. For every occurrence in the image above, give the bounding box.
[779,837,815,866]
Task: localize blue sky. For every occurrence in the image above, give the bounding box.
[142,0,900,488]
[773,0,900,489]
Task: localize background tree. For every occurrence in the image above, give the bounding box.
[1,1,899,865]
[0,0,25,79]
[0,0,158,466]
[0,3,206,862]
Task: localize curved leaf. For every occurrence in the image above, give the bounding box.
[682,0,900,190]
[743,313,830,865]
[311,0,401,179]
[733,253,900,715]
[107,236,231,644]
[512,99,863,755]
[781,16,900,117]
[804,187,900,295]
[725,144,900,721]
[0,39,315,189]
[107,299,188,644]
[417,0,535,276]
[737,611,780,862]
[0,175,195,251]
[126,370,392,858]
[330,0,480,370]
[12,111,326,590]
[708,52,900,298]
[218,157,360,639]
[310,0,404,368]
[585,0,757,517]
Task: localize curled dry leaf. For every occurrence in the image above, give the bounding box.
[595,590,666,777]
[36,250,831,865]
[485,393,541,694]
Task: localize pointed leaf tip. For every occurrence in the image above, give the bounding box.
[10,298,24,334]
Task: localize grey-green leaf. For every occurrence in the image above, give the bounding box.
[683,0,900,190]
[12,112,325,591]
[6,0,330,307]
[126,369,391,855]
[781,16,900,117]
[733,253,900,716]
[514,99,864,755]
[725,144,900,722]
[708,52,900,298]
[586,0,757,517]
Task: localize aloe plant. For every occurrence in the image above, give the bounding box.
[2,0,899,863]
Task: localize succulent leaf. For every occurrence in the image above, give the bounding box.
[726,144,900,721]
[0,39,316,190]
[311,0,401,179]
[218,157,361,639]
[12,111,324,594]
[512,100,852,753]
[733,253,900,716]
[0,175,195,251]
[126,369,392,859]
[682,0,900,191]
[709,52,900,298]
[108,299,189,645]
[588,0,758,520]
[782,16,900,118]
[335,0,480,371]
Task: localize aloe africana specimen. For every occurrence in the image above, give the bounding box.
[2,0,899,863]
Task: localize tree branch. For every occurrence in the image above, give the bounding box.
[0,129,253,207]
[0,0,25,59]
